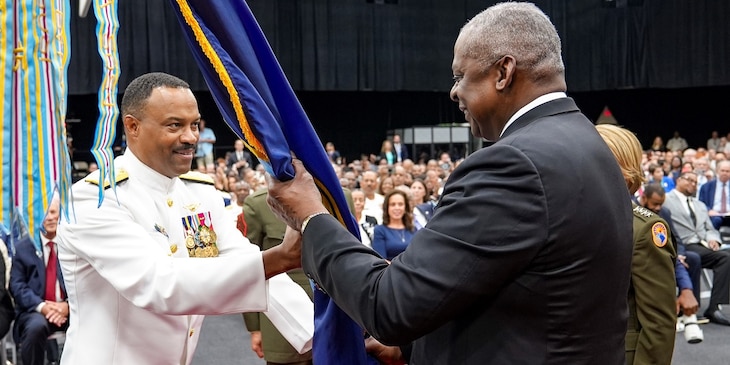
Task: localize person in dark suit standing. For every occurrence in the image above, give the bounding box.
[266,3,632,364]
[392,134,408,163]
[10,196,68,365]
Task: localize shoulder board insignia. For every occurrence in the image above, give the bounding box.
[632,205,653,218]
[179,171,215,185]
[84,169,129,189]
[651,222,668,248]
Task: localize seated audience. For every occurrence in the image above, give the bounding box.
[667,156,683,182]
[372,190,415,260]
[378,176,395,196]
[360,171,384,224]
[698,160,730,229]
[352,189,378,249]
[226,139,254,177]
[410,180,431,230]
[325,141,341,164]
[10,196,68,365]
[650,136,665,152]
[663,171,730,326]
[648,163,675,192]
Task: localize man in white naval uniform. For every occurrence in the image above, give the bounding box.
[56,72,312,364]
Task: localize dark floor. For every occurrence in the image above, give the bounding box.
[193,314,265,365]
[18,280,726,364]
[672,297,730,364]
[194,308,730,365]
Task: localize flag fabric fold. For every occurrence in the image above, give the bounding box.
[169,1,368,363]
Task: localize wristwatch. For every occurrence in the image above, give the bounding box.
[301,212,329,233]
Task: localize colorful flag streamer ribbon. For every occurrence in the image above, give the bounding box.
[169,1,369,363]
[88,0,121,206]
[1,0,72,252]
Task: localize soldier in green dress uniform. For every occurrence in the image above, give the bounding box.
[241,188,354,365]
[597,124,677,365]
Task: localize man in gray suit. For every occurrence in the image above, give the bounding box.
[266,3,632,364]
[663,171,730,326]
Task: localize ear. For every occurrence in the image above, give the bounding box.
[122,114,140,139]
[494,55,517,91]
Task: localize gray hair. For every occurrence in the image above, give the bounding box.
[459,2,564,82]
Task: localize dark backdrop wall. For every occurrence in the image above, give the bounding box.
[66,0,730,162]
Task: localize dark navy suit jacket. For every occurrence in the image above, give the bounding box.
[9,236,66,316]
[698,179,718,210]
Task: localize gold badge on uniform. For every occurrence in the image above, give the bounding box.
[651,222,668,248]
[181,212,219,258]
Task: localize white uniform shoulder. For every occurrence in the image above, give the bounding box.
[84,169,129,189]
[179,171,215,186]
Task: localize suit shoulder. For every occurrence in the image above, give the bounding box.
[244,189,269,208]
[84,169,129,189]
[699,180,714,192]
[179,171,215,185]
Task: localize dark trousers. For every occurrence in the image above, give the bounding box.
[710,216,723,230]
[684,250,703,306]
[14,311,65,365]
[686,243,730,310]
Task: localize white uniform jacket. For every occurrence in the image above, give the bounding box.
[57,151,312,364]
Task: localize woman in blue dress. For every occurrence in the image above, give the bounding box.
[372,190,415,260]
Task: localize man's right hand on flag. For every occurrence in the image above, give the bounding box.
[266,159,328,232]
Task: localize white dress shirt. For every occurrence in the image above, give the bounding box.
[35,234,64,313]
[500,92,567,138]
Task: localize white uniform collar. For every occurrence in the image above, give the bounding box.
[120,149,179,194]
[499,92,567,138]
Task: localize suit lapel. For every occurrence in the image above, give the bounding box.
[35,244,46,284]
[669,193,697,229]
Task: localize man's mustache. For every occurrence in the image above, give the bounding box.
[175,144,196,151]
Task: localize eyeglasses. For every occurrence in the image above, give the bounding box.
[679,176,697,184]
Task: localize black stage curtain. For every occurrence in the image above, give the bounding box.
[68,0,730,94]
